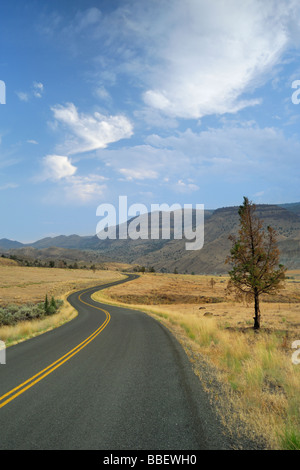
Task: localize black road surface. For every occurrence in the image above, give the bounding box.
[0,274,228,450]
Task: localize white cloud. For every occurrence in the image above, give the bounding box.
[42,155,77,180]
[133,106,179,130]
[92,121,300,204]
[42,177,107,204]
[16,92,29,102]
[132,0,297,119]
[253,191,265,198]
[38,1,300,121]
[64,175,107,203]
[51,103,133,155]
[75,7,102,32]
[40,155,107,204]
[0,183,18,191]
[84,0,297,120]
[143,123,300,200]
[175,180,199,193]
[16,82,44,101]
[94,86,111,102]
[96,143,189,183]
[119,168,158,181]
[33,82,44,98]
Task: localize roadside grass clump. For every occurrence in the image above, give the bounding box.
[0,296,63,327]
[180,322,196,341]
[193,317,219,347]
[174,319,300,449]
[190,326,300,449]
[202,329,300,449]
[221,337,251,375]
[280,426,300,450]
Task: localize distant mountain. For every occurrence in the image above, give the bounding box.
[279,202,300,217]
[133,204,300,273]
[4,246,112,266]
[1,204,300,273]
[30,234,95,250]
[0,238,24,249]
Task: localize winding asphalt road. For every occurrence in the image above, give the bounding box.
[0,274,228,450]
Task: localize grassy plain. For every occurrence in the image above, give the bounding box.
[93,271,300,450]
[0,260,125,346]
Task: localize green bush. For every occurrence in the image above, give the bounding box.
[0,296,63,327]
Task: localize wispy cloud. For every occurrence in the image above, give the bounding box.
[96,143,188,184]
[63,174,107,203]
[94,120,300,204]
[74,7,102,33]
[175,180,199,193]
[33,82,44,98]
[16,81,44,102]
[119,168,158,181]
[0,183,18,191]
[40,154,107,203]
[16,91,29,102]
[38,1,300,122]
[132,0,296,119]
[51,102,133,155]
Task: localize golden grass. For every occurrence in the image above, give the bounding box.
[92,271,300,450]
[101,261,133,271]
[0,266,125,346]
[0,257,19,267]
[0,265,125,306]
[101,272,300,337]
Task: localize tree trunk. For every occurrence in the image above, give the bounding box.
[254,290,261,329]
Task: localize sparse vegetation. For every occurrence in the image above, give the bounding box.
[0,296,63,327]
[92,271,300,450]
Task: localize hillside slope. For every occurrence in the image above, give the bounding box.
[1,204,300,274]
[134,205,300,273]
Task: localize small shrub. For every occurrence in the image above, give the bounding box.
[0,296,63,326]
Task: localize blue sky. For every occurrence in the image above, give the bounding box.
[1,0,300,241]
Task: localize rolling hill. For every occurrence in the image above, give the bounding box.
[1,203,300,274]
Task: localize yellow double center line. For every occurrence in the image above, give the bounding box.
[0,288,111,410]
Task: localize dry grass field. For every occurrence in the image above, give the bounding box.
[0,260,125,306]
[93,271,300,450]
[0,258,20,267]
[0,260,125,346]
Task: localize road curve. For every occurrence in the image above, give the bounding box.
[0,274,228,450]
